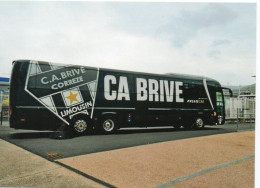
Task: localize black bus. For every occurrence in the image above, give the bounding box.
[9,60,230,135]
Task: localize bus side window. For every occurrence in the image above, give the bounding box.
[18,62,29,81]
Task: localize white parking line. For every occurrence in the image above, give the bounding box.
[154,155,255,188]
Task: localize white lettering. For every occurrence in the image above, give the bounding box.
[81,68,86,74]
[66,71,73,77]
[51,84,58,89]
[102,75,184,103]
[160,80,164,102]
[41,77,49,84]
[61,72,67,79]
[104,75,117,100]
[51,76,83,90]
[60,68,86,80]
[61,101,93,117]
[74,69,80,75]
[52,75,59,82]
[149,79,159,102]
[176,81,184,102]
[117,76,130,101]
[165,80,174,102]
[136,78,147,101]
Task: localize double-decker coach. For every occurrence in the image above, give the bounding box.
[9,60,231,135]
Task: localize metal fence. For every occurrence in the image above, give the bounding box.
[225,97,255,123]
[0,106,8,124]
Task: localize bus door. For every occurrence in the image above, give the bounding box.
[134,101,150,126]
[216,91,225,124]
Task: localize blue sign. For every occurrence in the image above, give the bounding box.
[0,77,10,83]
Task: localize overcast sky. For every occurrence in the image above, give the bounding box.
[0,2,256,86]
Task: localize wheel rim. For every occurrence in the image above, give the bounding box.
[196,118,204,128]
[103,119,115,132]
[74,119,87,133]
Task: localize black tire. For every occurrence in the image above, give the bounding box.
[194,117,204,129]
[100,115,117,134]
[70,115,92,136]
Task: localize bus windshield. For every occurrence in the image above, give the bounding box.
[216,91,224,116]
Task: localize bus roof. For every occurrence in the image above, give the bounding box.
[13,59,221,86]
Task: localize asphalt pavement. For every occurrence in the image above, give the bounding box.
[0,121,254,160]
[0,121,255,187]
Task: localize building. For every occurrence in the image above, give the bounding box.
[0,77,10,119]
[0,77,10,91]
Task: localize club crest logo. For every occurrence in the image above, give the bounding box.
[25,61,99,125]
[62,88,83,107]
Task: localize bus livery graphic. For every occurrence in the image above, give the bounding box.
[9,60,231,135]
[24,61,99,125]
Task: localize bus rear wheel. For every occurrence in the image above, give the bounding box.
[194,118,204,129]
[70,116,91,135]
[100,116,117,134]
